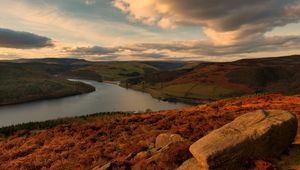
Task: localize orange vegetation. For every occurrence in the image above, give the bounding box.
[0,94,300,170]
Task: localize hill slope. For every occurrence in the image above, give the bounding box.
[127,55,300,103]
[0,62,95,106]
[0,94,299,169]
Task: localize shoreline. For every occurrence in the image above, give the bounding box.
[120,83,211,105]
[0,88,95,107]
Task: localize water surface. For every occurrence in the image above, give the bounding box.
[0,80,189,127]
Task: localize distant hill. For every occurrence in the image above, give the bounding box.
[125,55,300,104]
[3,56,300,105]
[11,58,92,66]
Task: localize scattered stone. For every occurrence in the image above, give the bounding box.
[155,133,184,149]
[189,110,298,170]
[134,151,151,160]
[176,158,200,170]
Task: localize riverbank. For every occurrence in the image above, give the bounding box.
[121,83,212,105]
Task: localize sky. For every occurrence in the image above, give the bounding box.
[0,0,300,61]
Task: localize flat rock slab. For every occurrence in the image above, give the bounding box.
[190,110,298,170]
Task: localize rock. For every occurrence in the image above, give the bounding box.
[176,158,200,170]
[134,151,151,160]
[155,133,184,149]
[92,162,111,170]
[189,110,298,170]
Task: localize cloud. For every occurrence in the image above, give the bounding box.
[113,0,300,45]
[121,35,300,58]
[0,1,161,47]
[131,52,169,60]
[85,0,96,5]
[0,28,53,49]
[67,35,300,61]
[69,46,119,56]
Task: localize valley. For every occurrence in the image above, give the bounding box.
[2,55,300,106]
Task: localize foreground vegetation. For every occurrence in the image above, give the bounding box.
[0,112,131,137]
[0,94,299,169]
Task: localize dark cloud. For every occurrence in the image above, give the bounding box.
[132,52,169,59]
[114,0,300,45]
[0,28,53,49]
[123,35,300,57]
[68,36,300,61]
[70,46,119,56]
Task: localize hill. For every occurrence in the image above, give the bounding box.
[0,59,192,106]
[0,94,299,169]
[126,55,300,104]
[0,62,95,106]
[3,55,300,106]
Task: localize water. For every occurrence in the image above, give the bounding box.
[0,79,189,127]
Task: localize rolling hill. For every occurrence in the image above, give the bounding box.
[0,62,95,106]
[126,55,300,104]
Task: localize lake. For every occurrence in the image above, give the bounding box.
[0,79,189,127]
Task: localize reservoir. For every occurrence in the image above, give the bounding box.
[0,80,189,127]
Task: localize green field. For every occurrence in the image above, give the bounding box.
[162,83,234,99]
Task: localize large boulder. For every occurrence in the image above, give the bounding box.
[155,133,184,149]
[189,110,298,170]
[177,158,200,170]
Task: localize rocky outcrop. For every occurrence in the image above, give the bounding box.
[185,110,297,170]
[155,133,184,149]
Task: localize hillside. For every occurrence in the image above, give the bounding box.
[0,62,95,106]
[3,55,300,106]
[0,94,299,169]
[126,55,300,104]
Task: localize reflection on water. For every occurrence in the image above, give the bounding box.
[0,80,189,127]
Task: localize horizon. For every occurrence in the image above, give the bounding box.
[2,54,300,63]
[0,0,300,61]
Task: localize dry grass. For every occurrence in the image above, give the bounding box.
[0,94,300,169]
